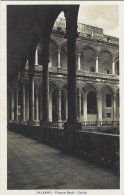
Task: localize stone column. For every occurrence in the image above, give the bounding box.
[58,91,62,127]
[64,7,82,130]
[35,47,38,65]
[14,84,19,124]
[20,81,26,124]
[77,54,81,71]
[28,70,36,125]
[78,92,81,121]
[49,92,52,122]
[10,89,14,122]
[97,93,102,126]
[83,93,87,125]
[113,93,117,125]
[35,90,39,125]
[66,92,68,120]
[96,57,99,73]
[58,50,61,68]
[112,59,115,75]
[40,60,49,126]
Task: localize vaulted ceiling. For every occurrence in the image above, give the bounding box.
[8,5,79,76]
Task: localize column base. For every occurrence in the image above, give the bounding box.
[97,119,102,127]
[36,120,40,126]
[64,121,82,130]
[13,120,19,124]
[20,120,27,125]
[27,120,36,126]
[58,120,63,128]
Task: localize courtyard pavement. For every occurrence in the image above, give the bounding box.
[7,130,119,190]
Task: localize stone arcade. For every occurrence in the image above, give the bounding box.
[8,11,119,130]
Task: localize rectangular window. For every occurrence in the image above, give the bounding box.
[90,67,95,72]
[107,113,111,118]
[106,94,111,107]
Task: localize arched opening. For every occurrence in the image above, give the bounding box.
[81,46,96,72]
[49,39,58,68]
[87,58,96,72]
[101,86,113,121]
[99,50,112,74]
[52,11,67,69]
[51,52,58,68]
[82,85,97,122]
[61,48,67,69]
[87,91,97,114]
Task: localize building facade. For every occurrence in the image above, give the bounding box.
[8,18,119,129]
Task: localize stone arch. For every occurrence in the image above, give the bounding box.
[99,84,115,94]
[80,44,98,56]
[60,40,78,54]
[82,83,98,94]
[60,40,67,49]
[98,49,113,74]
[79,45,97,71]
[116,87,119,94]
[98,48,114,59]
[61,81,68,89]
[100,84,115,121]
[82,84,97,117]
[50,37,59,50]
[114,51,119,60]
[49,79,60,92]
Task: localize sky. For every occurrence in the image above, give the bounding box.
[59,3,119,38]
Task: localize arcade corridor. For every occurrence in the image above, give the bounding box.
[8,130,119,189]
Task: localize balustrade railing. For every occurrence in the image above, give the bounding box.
[81,121,97,126]
[48,120,119,128]
[46,127,64,149]
[48,121,64,128]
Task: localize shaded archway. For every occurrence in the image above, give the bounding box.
[81,46,96,72]
[99,50,113,74]
[87,91,97,114]
[100,85,114,121]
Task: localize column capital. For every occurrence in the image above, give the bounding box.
[112,59,115,62]
[36,90,39,95]
[78,92,81,97]
[84,93,87,99]
[113,94,116,100]
[58,91,62,96]
[77,53,81,56]
[96,56,99,59]
[97,94,102,100]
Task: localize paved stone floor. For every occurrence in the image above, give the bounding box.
[7,131,120,190]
